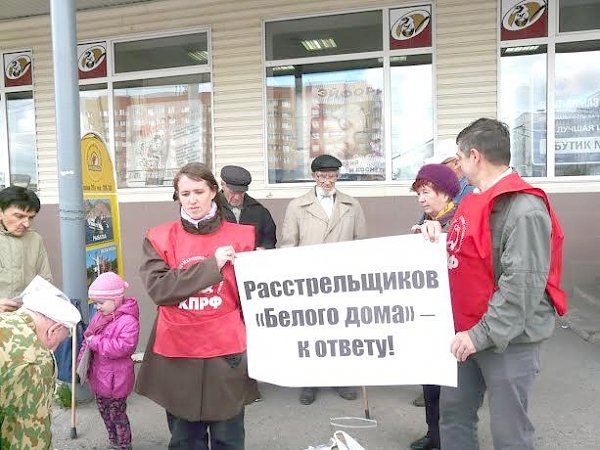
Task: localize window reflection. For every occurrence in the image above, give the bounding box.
[80,84,109,145]
[6,92,37,190]
[266,60,384,183]
[113,74,212,187]
[500,46,547,177]
[390,55,433,180]
[555,41,600,176]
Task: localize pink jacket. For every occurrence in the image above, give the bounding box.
[78,297,140,398]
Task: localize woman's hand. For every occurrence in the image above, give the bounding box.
[419,220,442,242]
[215,245,236,269]
[411,224,423,234]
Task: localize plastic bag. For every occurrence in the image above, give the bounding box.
[304,430,366,450]
[332,431,366,450]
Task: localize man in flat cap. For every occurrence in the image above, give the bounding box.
[220,165,277,251]
[280,154,367,405]
[0,291,81,449]
[220,165,277,401]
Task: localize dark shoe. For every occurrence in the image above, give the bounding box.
[334,386,357,400]
[299,387,317,405]
[409,435,438,450]
[412,392,426,407]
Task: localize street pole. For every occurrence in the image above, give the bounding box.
[49,0,88,322]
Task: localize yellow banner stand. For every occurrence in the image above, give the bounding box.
[80,132,123,287]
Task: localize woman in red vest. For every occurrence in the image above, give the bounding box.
[135,162,256,449]
[410,163,460,450]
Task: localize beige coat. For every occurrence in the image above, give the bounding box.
[279,188,366,247]
[0,228,52,299]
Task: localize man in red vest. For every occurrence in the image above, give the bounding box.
[419,118,566,450]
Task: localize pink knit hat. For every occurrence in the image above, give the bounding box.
[88,271,128,301]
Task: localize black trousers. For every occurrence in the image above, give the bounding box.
[166,409,245,450]
[423,384,441,448]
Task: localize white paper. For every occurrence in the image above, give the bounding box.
[235,234,457,388]
[19,276,70,302]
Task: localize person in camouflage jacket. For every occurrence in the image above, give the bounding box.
[0,292,80,449]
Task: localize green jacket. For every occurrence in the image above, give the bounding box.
[0,228,52,299]
[0,311,56,449]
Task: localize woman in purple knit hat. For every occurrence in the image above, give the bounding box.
[409,163,460,450]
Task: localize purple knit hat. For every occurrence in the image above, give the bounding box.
[88,271,128,301]
[413,164,460,198]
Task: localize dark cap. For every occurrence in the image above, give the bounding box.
[310,154,342,172]
[220,165,251,192]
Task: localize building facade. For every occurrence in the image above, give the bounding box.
[1,0,599,342]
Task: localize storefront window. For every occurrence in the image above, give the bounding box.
[500,46,547,177]
[265,6,433,184]
[500,1,600,178]
[265,11,382,60]
[114,33,209,73]
[113,74,212,187]
[266,60,384,183]
[1,50,36,190]
[390,55,433,180]
[554,40,600,176]
[77,30,212,188]
[6,92,37,190]
[559,0,600,33]
[80,84,109,144]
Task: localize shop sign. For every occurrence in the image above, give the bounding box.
[501,0,547,40]
[77,42,107,79]
[389,5,432,50]
[3,51,32,87]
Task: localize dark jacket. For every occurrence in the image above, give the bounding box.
[136,214,256,422]
[220,192,277,249]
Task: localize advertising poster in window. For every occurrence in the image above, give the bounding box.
[3,50,32,87]
[389,5,432,50]
[81,132,123,288]
[501,0,547,41]
[116,93,205,187]
[77,42,107,79]
[308,82,384,180]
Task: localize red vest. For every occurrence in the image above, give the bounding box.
[147,220,255,358]
[447,172,567,332]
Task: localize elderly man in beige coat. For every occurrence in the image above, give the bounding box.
[280,154,367,405]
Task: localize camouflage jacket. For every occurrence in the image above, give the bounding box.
[0,311,55,449]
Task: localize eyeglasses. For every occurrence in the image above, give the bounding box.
[314,172,339,182]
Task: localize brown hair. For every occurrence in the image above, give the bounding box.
[411,179,443,195]
[172,162,223,214]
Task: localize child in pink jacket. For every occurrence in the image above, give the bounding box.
[78,272,140,450]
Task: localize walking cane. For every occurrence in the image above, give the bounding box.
[70,324,78,439]
[361,386,371,420]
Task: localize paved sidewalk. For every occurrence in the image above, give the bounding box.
[52,326,600,449]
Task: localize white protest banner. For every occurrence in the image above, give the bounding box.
[235,234,456,388]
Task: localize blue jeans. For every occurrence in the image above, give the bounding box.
[166,409,245,450]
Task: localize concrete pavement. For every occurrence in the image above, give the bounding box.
[51,324,600,449]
